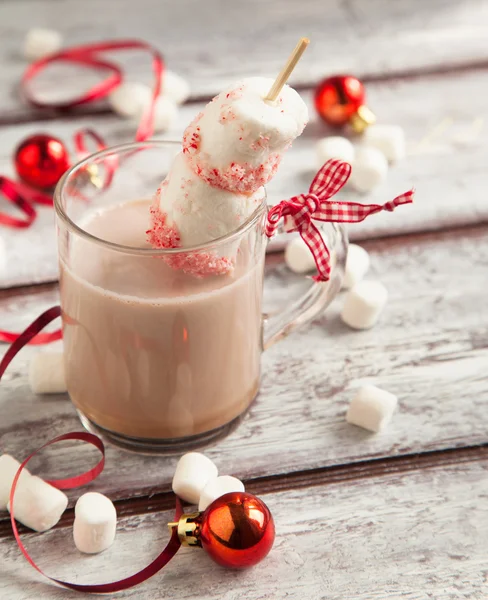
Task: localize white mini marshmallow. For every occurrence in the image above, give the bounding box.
[152,96,179,132]
[316,136,354,167]
[73,492,117,554]
[284,236,316,274]
[136,95,178,132]
[198,476,245,511]
[0,235,6,274]
[342,244,370,289]
[8,475,68,532]
[363,124,406,162]
[172,452,218,504]
[161,70,190,105]
[29,352,66,394]
[349,147,388,194]
[341,280,388,330]
[24,28,63,61]
[346,385,398,432]
[0,455,31,511]
[108,82,152,118]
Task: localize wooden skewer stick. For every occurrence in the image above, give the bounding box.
[265,37,310,102]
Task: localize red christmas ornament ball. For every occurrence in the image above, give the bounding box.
[314,75,366,127]
[14,134,70,189]
[200,491,275,569]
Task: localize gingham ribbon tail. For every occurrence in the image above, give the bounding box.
[266,159,414,282]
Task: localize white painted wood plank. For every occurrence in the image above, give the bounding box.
[1,226,487,507]
[1,0,488,119]
[2,68,488,287]
[1,461,487,599]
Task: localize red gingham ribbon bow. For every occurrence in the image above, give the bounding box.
[266,159,414,282]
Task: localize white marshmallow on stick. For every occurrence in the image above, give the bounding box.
[182,76,309,193]
[342,244,370,289]
[8,475,68,532]
[29,352,67,394]
[151,152,264,248]
[346,385,398,432]
[284,237,316,274]
[172,452,218,504]
[316,136,355,167]
[362,124,406,162]
[73,492,117,554]
[0,455,31,511]
[199,476,245,511]
[24,28,63,61]
[341,280,388,330]
[349,146,388,194]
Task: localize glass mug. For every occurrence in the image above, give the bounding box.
[54,141,347,452]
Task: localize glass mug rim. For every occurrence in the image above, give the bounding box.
[54,140,268,256]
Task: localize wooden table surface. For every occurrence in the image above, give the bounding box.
[1,1,487,598]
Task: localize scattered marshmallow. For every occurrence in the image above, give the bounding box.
[349,147,388,194]
[0,455,31,511]
[28,352,66,394]
[284,236,316,274]
[139,95,179,132]
[346,385,398,432]
[73,492,117,554]
[8,475,68,532]
[23,28,63,61]
[341,280,388,330]
[316,136,355,167]
[108,82,152,118]
[198,476,245,511]
[172,452,218,504]
[363,124,406,162]
[0,235,6,274]
[342,244,370,289]
[161,70,191,105]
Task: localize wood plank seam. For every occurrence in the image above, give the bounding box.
[1,443,486,539]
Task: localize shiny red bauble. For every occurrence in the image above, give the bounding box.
[14,134,70,189]
[314,74,366,127]
[199,491,275,569]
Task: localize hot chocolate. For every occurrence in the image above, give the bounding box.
[59,199,264,440]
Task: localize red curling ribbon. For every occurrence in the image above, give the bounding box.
[266,159,414,282]
[0,306,62,352]
[8,433,183,593]
[21,39,164,142]
[1,311,183,593]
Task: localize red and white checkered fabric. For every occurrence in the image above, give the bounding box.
[266,159,414,282]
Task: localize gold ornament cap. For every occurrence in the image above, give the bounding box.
[350,105,377,133]
[168,511,203,547]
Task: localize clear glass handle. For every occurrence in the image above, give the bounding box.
[262,222,348,350]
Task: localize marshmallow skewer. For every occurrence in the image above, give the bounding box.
[148,39,310,277]
[265,38,310,102]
